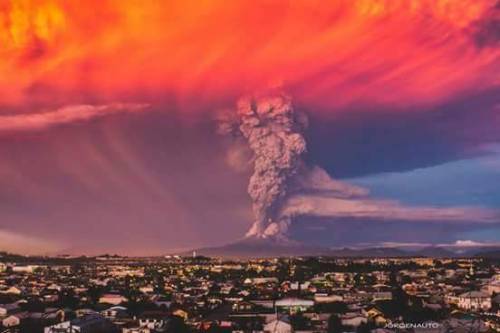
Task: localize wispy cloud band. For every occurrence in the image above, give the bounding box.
[0,103,150,132]
[283,166,500,224]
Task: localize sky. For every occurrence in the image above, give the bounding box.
[0,0,499,255]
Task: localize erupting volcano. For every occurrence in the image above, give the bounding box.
[218,94,308,241]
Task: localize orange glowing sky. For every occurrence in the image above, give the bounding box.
[1,1,500,254]
[1,0,499,111]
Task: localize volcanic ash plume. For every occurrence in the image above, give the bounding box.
[218,94,308,240]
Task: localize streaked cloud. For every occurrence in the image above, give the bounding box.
[284,195,498,223]
[451,239,500,247]
[0,103,150,132]
[379,240,500,248]
[0,1,499,110]
[282,166,499,224]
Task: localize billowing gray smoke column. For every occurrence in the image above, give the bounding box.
[219,94,308,240]
[218,94,499,241]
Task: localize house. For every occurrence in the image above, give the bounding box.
[122,323,152,333]
[340,312,368,327]
[139,285,154,294]
[0,303,20,316]
[483,277,500,295]
[457,291,491,311]
[326,272,347,283]
[122,324,149,333]
[2,312,30,327]
[12,265,37,273]
[199,320,232,331]
[444,317,489,333]
[373,314,388,326]
[133,316,168,332]
[75,308,98,317]
[136,311,170,328]
[151,295,171,309]
[263,317,293,333]
[232,300,256,313]
[244,277,279,285]
[220,285,233,294]
[289,281,310,291]
[47,283,62,292]
[275,297,314,314]
[371,291,392,301]
[313,293,343,303]
[172,308,189,320]
[41,308,66,323]
[101,305,128,319]
[43,293,60,303]
[366,306,387,325]
[0,286,22,295]
[44,314,115,333]
[445,294,460,305]
[98,293,128,305]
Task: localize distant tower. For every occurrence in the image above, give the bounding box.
[193,250,197,258]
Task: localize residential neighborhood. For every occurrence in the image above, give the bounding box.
[0,253,499,332]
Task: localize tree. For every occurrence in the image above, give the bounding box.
[58,290,80,309]
[165,315,191,333]
[357,322,372,333]
[316,301,348,314]
[389,270,398,287]
[290,313,309,330]
[87,285,105,304]
[328,314,343,333]
[492,292,499,312]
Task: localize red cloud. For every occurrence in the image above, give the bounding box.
[1,0,499,111]
[0,103,149,132]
